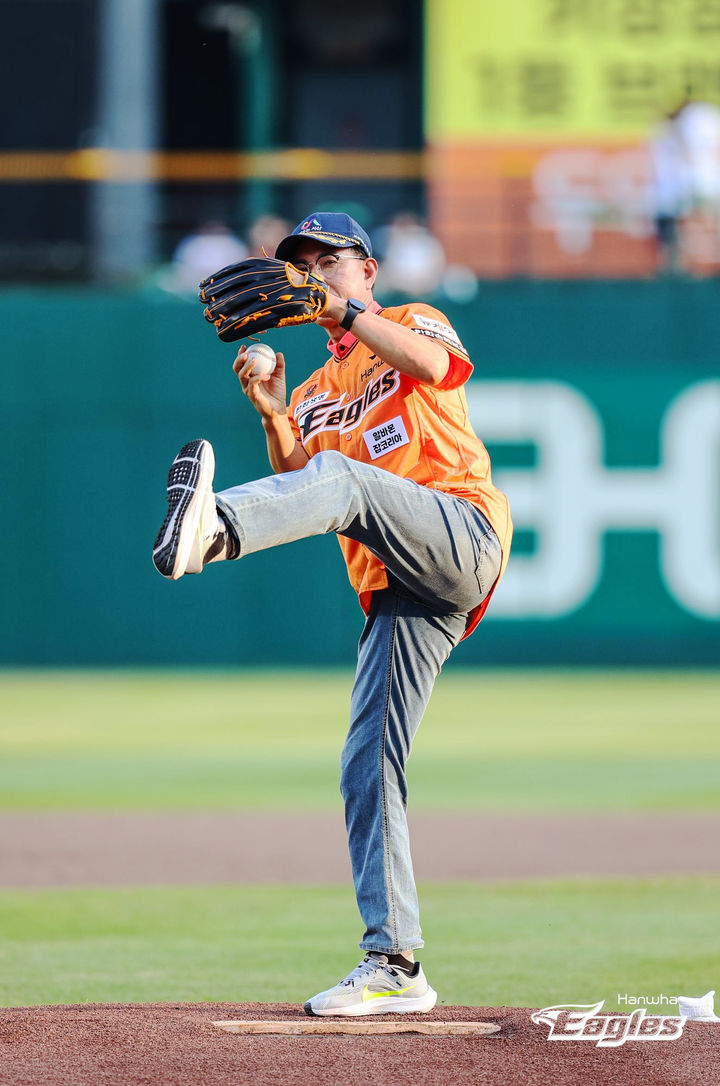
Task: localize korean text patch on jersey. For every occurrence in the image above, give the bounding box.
[362,416,410,460]
[295,390,330,414]
[411,313,468,356]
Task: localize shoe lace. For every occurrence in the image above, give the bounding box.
[339,953,388,988]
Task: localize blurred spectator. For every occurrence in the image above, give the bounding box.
[165,221,248,294]
[647,106,691,272]
[676,100,720,208]
[374,212,446,296]
[441,264,479,304]
[247,214,292,258]
[647,98,720,273]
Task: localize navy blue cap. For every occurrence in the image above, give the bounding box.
[275,212,372,262]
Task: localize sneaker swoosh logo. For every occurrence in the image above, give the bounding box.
[157,494,186,551]
[362,984,414,1002]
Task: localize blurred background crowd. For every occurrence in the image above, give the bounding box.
[158,211,479,302]
[5,0,720,290]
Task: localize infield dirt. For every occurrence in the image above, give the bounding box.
[1,1001,716,1086]
[2,811,719,887]
[3,811,718,1084]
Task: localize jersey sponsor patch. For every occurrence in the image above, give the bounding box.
[411,313,467,355]
[295,390,330,413]
[295,369,401,442]
[362,415,410,460]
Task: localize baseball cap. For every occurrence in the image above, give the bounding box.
[275,212,372,262]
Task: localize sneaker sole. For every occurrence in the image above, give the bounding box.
[152,439,214,580]
[304,986,437,1017]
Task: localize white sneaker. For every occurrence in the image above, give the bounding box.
[304,953,437,1017]
[152,439,219,579]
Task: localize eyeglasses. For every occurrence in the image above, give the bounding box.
[293,252,366,277]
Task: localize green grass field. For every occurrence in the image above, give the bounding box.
[1,879,719,1012]
[1,669,718,1010]
[1,669,719,810]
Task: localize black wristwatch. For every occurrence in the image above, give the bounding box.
[340,297,367,331]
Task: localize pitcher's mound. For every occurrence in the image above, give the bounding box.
[0,1001,714,1085]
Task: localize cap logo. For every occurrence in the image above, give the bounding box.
[301,218,322,231]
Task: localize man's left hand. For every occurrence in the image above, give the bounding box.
[315,290,347,330]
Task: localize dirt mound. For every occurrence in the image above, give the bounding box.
[0,1001,714,1085]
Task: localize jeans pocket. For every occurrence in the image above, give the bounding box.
[475,527,502,601]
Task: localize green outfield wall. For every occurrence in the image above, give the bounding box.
[2,281,719,666]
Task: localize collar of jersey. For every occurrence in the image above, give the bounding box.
[327,300,383,361]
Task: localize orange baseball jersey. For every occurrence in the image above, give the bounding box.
[288,302,512,637]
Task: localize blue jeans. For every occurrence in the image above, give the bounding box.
[215,450,501,952]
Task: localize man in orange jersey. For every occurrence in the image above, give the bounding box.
[152,212,512,1017]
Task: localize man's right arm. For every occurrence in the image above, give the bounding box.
[233,346,309,474]
[262,414,309,473]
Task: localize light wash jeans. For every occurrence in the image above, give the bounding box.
[215,450,501,952]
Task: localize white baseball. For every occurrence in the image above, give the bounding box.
[246,342,277,376]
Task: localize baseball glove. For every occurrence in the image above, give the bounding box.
[199,256,329,342]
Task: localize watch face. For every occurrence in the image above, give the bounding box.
[340,298,366,331]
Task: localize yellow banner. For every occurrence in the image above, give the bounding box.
[426,0,720,139]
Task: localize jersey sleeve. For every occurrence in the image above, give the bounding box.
[398,304,473,390]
